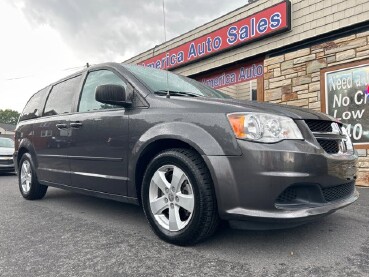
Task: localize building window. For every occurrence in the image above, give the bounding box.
[194,61,264,101]
[321,58,369,148]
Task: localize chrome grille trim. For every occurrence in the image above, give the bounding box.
[304,120,347,155]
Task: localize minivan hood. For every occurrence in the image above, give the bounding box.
[196,97,337,121]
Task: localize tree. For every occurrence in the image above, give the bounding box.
[0,109,20,125]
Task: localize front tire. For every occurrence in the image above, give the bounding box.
[141,149,219,245]
[18,153,48,200]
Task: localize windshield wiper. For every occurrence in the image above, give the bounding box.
[154,90,202,97]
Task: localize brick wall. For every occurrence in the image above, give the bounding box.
[263,30,369,186]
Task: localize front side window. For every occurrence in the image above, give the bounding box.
[217,79,258,101]
[78,70,127,113]
[44,75,82,116]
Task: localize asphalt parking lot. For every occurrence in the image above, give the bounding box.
[0,173,368,277]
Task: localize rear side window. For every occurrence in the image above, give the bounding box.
[20,87,49,121]
[78,70,127,113]
[44,75,82,116]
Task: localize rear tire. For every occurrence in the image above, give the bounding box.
[18,153,48,200]
[141,148,219,245]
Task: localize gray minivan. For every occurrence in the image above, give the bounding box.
[14,62,358,245]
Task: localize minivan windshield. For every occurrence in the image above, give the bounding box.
[123,64,231,99]
[0,137,14,148]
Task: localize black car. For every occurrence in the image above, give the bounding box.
[14,63,358,245]
[0,137,15,173]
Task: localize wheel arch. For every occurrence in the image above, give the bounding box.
[132,138,201,203]
[128,122,227,201]
[16,139,38,169]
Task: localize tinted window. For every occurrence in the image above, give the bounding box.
[78,70,127,113]
[20,87,49,121]
[44,75,82,116]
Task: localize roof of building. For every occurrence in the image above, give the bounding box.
[0,123,16,132]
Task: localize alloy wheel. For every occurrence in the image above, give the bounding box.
[20,160,32,194]
[149,164,195,232]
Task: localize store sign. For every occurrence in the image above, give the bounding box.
[324,63,369,145]
[195,62,263,89]
[140,1,291,70]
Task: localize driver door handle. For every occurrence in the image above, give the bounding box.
[56,123,68,130]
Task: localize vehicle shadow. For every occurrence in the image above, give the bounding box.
[43,187,147,227]
[41,187,366,267]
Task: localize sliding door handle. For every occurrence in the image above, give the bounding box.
[70,121,83,128]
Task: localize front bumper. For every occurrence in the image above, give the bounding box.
[204,138,358,227]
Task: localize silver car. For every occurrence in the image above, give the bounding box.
[0,137,15,173]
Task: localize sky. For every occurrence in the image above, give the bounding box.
[0,0,249,112]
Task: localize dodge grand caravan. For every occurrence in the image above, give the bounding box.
[14,62,359,245]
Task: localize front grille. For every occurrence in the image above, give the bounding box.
[322,182,355,202]
[304,120,343,154]
[316,139,339,154]
[305,120,332,132]
[0,160,13,165]
[0,156,13,165]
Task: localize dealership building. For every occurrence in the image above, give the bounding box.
[126,0,369,186]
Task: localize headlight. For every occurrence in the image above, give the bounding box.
[227,112,303,143]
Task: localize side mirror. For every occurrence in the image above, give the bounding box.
[95,84,131,107]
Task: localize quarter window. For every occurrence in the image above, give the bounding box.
[78,70,127,113]
[44,75,82,116]
[20,87,49,121]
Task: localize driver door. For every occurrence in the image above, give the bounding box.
[68,69,129,195]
